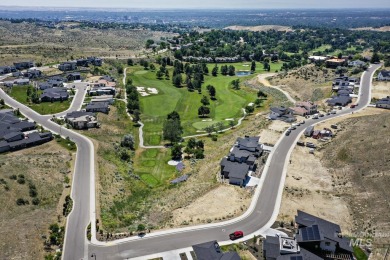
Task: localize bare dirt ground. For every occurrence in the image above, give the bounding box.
[0,141,73,260]
[352,26,390,32]
[224,25,292,32]
[372,81,390,99]
[278,108,390,258]
[269,64,334,103]
[171,185,251,225]
[0,20,175,64]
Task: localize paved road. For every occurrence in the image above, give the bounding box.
[0,84,92,260]
[88,64,380,259]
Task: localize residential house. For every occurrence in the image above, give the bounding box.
[308,56,328,62]
[58,61,77,71]
[88,87,116,96]
[269,107,296,122]
[263,210,353,260]
[88,57,102,66]
[99,75,116,83]
[76,58,89,67]
[348,60,366,67]
[85,101,110,114]
[0,109,51,153]
[0,66,16,74]
[377,70,390,81]
[220,136,263,186]
[3,78,30,87]
[40,87,69,102]
[192,240,241,260]
[25,69,42,79]
[290,101,318,116]
[14,61,34,70]
[295,210,353,255]
[376,96,390,109]
[325,58,346,68]
[67,72,81,81]
[326,95,352,107]
[65,111,99,129]
[91,95,114,104]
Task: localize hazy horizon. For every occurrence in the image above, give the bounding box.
[0,0,389,10]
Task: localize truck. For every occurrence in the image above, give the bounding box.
[229,231,244,240]
[304,126,314,137]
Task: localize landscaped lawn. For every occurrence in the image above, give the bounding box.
[9,85,72,115]
[134,148,177,187]
[128,62,269,145]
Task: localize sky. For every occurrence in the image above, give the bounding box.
[1,0,390,9]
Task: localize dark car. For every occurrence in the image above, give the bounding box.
[319,113,324,117]
[285,130,291,136]
[306,142,316,148]
[297,141,305,146]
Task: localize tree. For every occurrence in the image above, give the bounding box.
[257,90,268,99]
[221,65,228,75]
[171,144,183,160]
[150,64,156,71]
[216,121,225,133]
[245,105,255,114]
[167,111,181,121]
[145,39,154,48]
[229,120,235,128]
[117,67,124,74]
[228,65,236,76]
[198,106,210,117]
[156,70,164,79]
[207,85,216,99]
[127,59,134,66]
[173,74,182,88]
[187,138,197,149]
[121,134,135,150]
[255,98,262,107]
[165,70,170,80]
[231,79,240,90]
[163,113,183,143]
[212,64,218,76]
[137,224,146,231]
[251,61,256,73]
[204,125,215,136]
[201,95,210,106]
[371,52,380,63]
[132,109,141,122]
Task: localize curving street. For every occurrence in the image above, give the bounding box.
[0,64,380,260]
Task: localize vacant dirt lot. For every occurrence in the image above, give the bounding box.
[224,25,292,32]
[372,81,390,99]
[0,141,73,260]
[352,26,390,32]
[171,185,251,225]
[269,64,334,103]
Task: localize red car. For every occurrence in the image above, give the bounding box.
[229,231,244,240]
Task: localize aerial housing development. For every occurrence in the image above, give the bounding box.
[0,4,389,260]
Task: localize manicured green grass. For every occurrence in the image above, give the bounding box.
[134,148,177,187]
[353,246,368,260]
[9,85,72,115]
[310,44,332,54]
[128,63,266,145]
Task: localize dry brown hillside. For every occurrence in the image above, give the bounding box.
[320,113,390,251]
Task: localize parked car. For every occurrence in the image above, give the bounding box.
[330,110,337,114]
[301,120,305,124]
[229,231,244,240]
[297,141,305,146]
[319,113,324,117]
[306,142,316,148]
[312,114,319,119]
[326,112,331,116]
[285,130,291,136]
[288,126,296,130]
